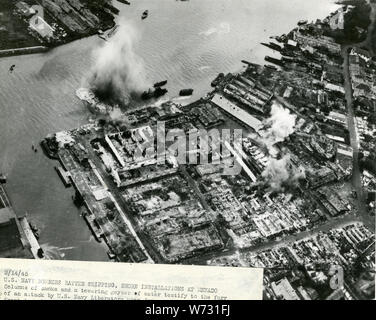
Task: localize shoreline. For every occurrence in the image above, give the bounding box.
[0,23,115,59]
[0,0,117,59]
[0,46,49,58]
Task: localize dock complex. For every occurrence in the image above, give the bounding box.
[39,2,376,300]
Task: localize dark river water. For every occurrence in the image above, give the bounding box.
[0,0,338,261]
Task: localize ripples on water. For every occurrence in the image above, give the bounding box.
[0,0,338,261]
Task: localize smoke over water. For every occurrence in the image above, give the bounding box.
[89,21,149,106]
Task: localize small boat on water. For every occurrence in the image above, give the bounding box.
[0,173,6,184]
[261,42,282,52]
[265,55,284,67]
[142,10,149,20]
[265,64,278,71]
[241,60,259,68]
[141,87,168,100]
[153,80,168,88]
[117,0,131,4]
[179,88,194,96]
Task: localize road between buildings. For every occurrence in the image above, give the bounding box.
[184,213,363,265]
[341,8,376,230]
[79,135,164,264]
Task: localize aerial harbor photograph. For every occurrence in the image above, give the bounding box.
[0,0,375,300]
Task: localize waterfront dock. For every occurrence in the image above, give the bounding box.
[19,217,44,259]
[56,148,153,263]
[0,46,49,58]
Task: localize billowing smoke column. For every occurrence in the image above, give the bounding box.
[260,102,297,156]
[89,21,149,105]
[98,107,132,134]
[261,155,305,192]
[257,103,305,192]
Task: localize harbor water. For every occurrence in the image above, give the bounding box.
[0,0,338,261]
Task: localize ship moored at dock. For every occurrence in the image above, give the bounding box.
[55,166,72,187]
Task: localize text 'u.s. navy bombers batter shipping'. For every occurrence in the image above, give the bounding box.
[0,258,263,300]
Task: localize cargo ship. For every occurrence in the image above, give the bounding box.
[141,81,168,100]
[179,88,194,96]
[153,80,168,88]
[40,135,59,160]
[141,87,168,100]
[241,60,258,67]
[265,55,284,67]
[261,42,282,52]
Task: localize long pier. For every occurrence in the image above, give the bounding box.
[57,149,154,263]
[0,46,49,58]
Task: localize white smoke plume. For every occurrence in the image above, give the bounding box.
[89,20,149,105]
[109,107,124,121]
[255,103,301,192]
[261,154,305,192]
[260,102,297,155]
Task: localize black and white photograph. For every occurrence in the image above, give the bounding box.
[0,0,375,301]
